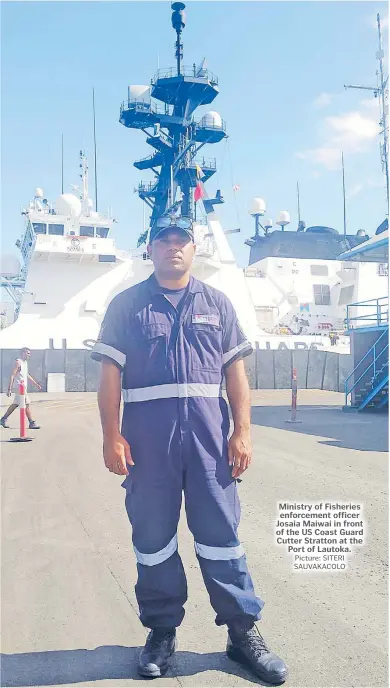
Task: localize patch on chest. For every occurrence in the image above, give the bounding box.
[192,314,220,326]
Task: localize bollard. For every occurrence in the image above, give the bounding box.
[285,367,302,424]
[10,383,34,442]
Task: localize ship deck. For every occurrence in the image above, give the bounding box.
[1,390,388,687]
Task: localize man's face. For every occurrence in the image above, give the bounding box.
[147,229,195,278]
[21,350,31,360]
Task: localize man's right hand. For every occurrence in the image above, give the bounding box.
[6,390,12,397]
[103,432,134,475]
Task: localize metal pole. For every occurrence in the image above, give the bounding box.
[297,181,301,224]
[285,367,302,424]
[342,152,347,236]
[61,134,64,194]
[92,87,98,212]
[377,13,389,210]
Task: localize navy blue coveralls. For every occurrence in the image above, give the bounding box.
[92,274,264,629]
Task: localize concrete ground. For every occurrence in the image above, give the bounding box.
[1,390,388,688]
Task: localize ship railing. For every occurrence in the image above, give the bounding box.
[192,157,217,170]
[120,100,172,116]
[345,296,388,330]
[135,181,159,194]
[194,117,227,132]
[152,65,218,84]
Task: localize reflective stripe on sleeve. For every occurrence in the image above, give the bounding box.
[133,534,178,566]
[222,341,252,366]
[123,382,221,403]
[92,343,126,368]
[194,541,245,560]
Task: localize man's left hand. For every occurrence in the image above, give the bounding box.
[228,430,252,479]
[35,382,42,390]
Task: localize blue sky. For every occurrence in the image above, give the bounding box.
[1,1,388,266]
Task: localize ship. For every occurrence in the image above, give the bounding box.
[0,1,388,364]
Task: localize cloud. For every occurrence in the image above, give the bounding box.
[295,101,380,171]
[347,178,384,199]
[313,92,333,109]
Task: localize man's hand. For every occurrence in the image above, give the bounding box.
[228,430,252,479]
[35,382,42,391]
[103,432,134,476]
[6,390,12,397]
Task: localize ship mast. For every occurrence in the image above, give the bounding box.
[119,1,226,230]
[344,13,389,211]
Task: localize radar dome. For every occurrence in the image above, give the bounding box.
[0,254,21,279]
[35,188,44,198]
[249,198,266,216]
[201,111,222,128]
[276,211,291,227]
[128,85,151,103]
[56,193,82,218]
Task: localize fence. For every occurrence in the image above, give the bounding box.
[0,348,353,394]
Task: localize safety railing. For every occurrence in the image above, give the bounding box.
[194,117,226,133]
[344,327,389,407]
[192,157,217,170]
[345,296,388,330]
[120,100,172,117]
[152,65,218,84]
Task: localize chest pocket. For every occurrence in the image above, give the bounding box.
[130,323,169,387]
[188,323,222,372]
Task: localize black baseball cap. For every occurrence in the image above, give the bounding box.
[149,215,194,243]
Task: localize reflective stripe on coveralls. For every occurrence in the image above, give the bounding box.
[91,274,264,629]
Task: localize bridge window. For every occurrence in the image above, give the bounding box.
[80,225,94,237]
[96,227,109,238]
[32,222,47,234]
[48,224,64,235]
[313,284,330,305]
[310,264,328,276]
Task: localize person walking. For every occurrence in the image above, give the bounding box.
[92,216,288,684]
[1,347,41,429]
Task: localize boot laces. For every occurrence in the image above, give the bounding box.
[245,624,270,657]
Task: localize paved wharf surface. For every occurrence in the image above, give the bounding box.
[1,390,388,687]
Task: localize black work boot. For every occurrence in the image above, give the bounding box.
[227,622,288,685]
[29,421,40,429]
[0,418,10,428]
[138,627,177,678]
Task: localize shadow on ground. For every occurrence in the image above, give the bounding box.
[1,646,268,687]
[251,405,388,452]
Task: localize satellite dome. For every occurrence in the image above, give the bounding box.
[56,193,82,218]
[249,198,266,216]
[35,188,44,198]
[128,85,151,103]
[356,229,368,236]
[201,111,222,128]
[0,254,21,279]
[276,211,291,227]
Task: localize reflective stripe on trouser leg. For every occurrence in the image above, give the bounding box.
[121,410,188,630]
[185,435,264,626]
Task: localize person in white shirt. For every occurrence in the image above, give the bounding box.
[1,347,41,429]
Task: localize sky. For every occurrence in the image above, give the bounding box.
[1,0,388,267]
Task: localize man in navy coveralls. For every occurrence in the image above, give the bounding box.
[92,216,288,684]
